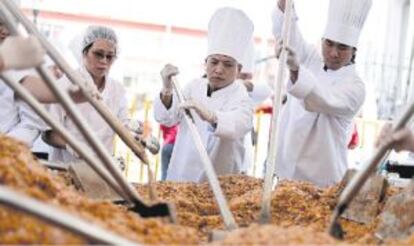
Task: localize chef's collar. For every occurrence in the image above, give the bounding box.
[206,79,236,97]
[323,62,355,73]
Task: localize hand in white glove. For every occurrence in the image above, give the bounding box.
[160,64,179,93]
[68,66,102,100]
[179,98,217,125]
[79,66,102,99]
[375,123,414,152]
[274,37,283,59]
[285,46,299,72]
[140,135,160,155]
[274,38,299,72]
[0,36,45,70]
[127,121,160,154]
[128,120,144,135]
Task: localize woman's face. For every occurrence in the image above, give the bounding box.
[83,39,116,81]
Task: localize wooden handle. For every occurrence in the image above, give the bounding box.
[171,77,237,230]
[260,0,294,224]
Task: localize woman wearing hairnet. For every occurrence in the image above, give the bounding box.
[43,25,133,163]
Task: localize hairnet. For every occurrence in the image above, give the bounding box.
[81,25,118,53]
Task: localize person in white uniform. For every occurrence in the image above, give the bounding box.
[0,19,47,147]
[238,39,272,174]
[154,7,255,182]
[44,26,130,162]
[239,40,272,107]
[272,0,372,187]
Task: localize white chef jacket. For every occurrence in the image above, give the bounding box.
[48,71,129,162]
[241,81,272,173]
[271,7,366,187]
[0,69,45,147]
[154,78,254,182]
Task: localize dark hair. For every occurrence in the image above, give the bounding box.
[322,38,357,64]
[82,43,93,55]
[351,48,357,63]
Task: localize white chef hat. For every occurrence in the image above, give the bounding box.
[207,7,254,63]
[241,38,255,74]
[323,0,372,47]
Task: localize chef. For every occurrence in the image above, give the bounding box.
[154,7,255,182]
[272,0,372,187]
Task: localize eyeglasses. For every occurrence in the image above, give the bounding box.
[91,50,117,62]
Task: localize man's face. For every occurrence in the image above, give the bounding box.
[205,54,240,90]
[0,23,10,43]
[321,38,355,70]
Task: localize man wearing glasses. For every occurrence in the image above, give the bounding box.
[271,0,372,187]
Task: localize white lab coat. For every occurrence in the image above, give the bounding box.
[241,82,272,173]
[154,78,254,182]
[272,7,365,187]
[48,72,129,162]
[0,70,45,147]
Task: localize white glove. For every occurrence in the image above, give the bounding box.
[68,65,102,100]
[274,37,283,59]
[274,38,299,72]
[127,121,160,154]
[128,120,144,135]
[140,135,160,155]
[0,36,45,70]
[179,98,217,125]
[285,46,299,72]
[160,64,179,93]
